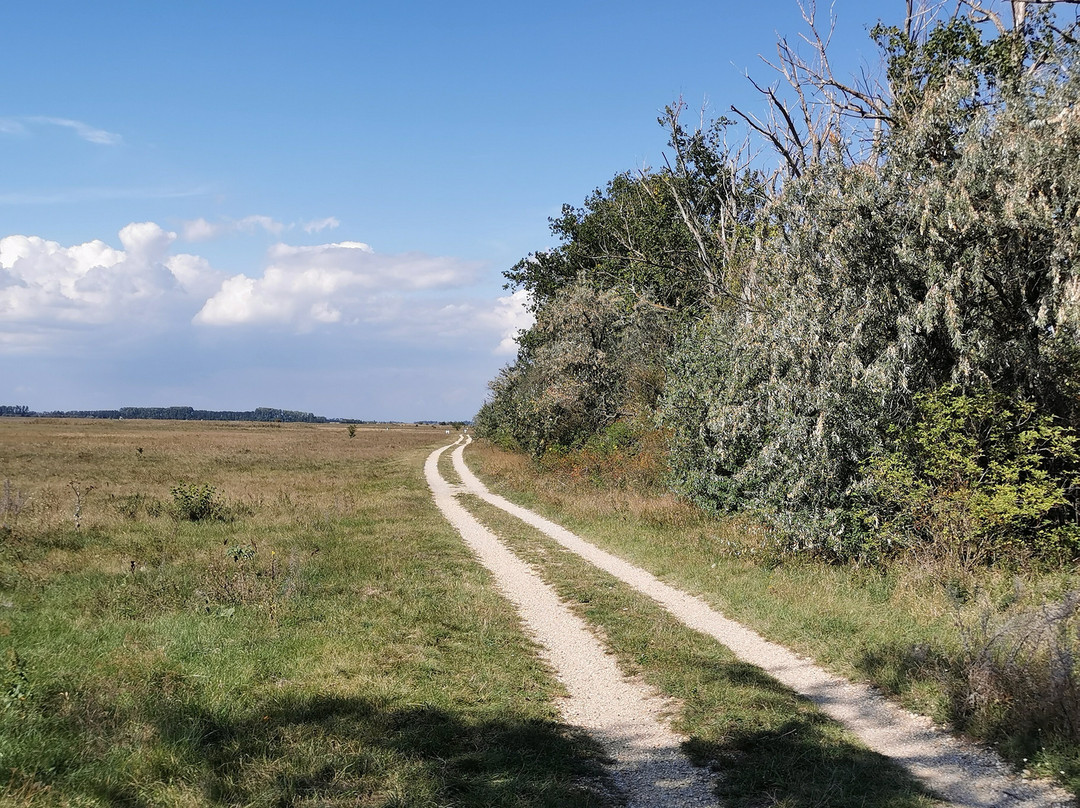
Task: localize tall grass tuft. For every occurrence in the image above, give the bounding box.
[956,590,1080,762]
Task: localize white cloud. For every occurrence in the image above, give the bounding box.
[181,218,221,241]
[0,223,220,332]
[196,240,480,328]
[488,289,533,355]
[237,215,285,236]
[403,289,532,355]
[0,116,123,145]
[181,215,285,242]
[302,216,340,234]
[1,222,518,366]
[165,253,220,297]
[119,221,176,259]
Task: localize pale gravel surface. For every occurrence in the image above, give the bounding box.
[450,437,1077,808]
[425,440,718,807]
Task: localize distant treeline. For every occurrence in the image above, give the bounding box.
[0,405,328,423]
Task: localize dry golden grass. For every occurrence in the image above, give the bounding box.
[468,439,703,530]
[1,419,611,807]
[0,418,448,535]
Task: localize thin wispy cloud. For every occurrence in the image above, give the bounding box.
[182,216,342,241]
[0,116,122,145]
[29,116,122,145]
[302,216,340,234]
[181,215,286,242]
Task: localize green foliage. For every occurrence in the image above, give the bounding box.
[477,284,673,456]
[503,171,717,315]
[170,482,225,522]
[484,150,761,458]
[873,15,1027,132]
[659,8,1080,560]
[865,387,1080,565]
[480,4,1080,569]
[227,543,257,563]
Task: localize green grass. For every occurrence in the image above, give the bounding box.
[463,439,1080,796]
[0,421,612,807]
[457,493,939,808]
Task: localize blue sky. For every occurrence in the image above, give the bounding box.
[2,0,910,420]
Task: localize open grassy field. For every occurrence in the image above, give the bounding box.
[0,419,610,807]
[464,440,1080,798]
[6,418,1077,805]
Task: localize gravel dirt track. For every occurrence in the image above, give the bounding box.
[430,437,1076,807]
[426,439,717,807]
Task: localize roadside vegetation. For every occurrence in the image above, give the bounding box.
[458,487,939,808]
[476,2,1080,567]
[466,437,1080,796]
[0,419,612,807]
[471,1,1080,794]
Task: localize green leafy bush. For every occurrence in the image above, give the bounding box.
[2,648,31,712]
[865,387,1080,565]
[170,482,225,522]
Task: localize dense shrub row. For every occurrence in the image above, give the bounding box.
[475,6,1080,565]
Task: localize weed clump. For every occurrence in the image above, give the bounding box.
[202,544,303,618]
[107,492,159,520]
[954,589,1080,762]
[170,483,226,522]
[0,480,28,540]
[2,648,31,714]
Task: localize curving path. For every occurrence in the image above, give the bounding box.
[439,437,1077,808]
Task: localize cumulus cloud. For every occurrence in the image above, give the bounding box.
[196,240,480,328]
[1,221,517,365]
[488,290,533,355]
[302,216,340,234]
[0,222,220,333]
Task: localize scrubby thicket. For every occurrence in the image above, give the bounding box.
[475,4,1080,566]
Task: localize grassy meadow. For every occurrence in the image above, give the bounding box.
[0,419,611,807]
[464,440,1080,798]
